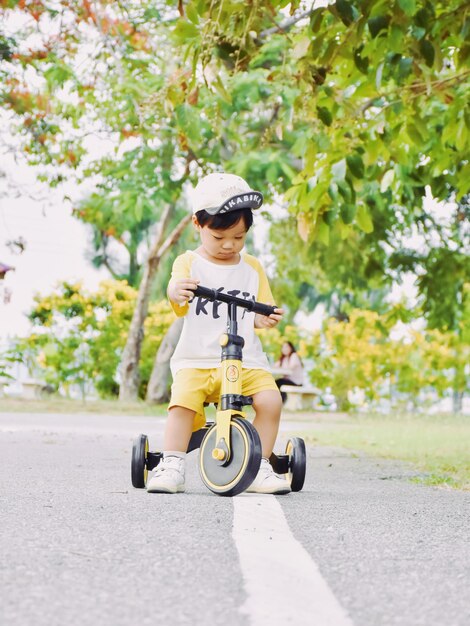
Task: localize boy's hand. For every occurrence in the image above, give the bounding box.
[254,307,284,329]
[168,278,200,305]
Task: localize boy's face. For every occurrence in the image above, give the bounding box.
[193,216,247,263]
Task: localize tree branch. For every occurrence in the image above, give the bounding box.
[361,70,470,115]
[155,213,192,261]
[147,204,173,263]
[259,8,315,41]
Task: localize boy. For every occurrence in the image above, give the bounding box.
[147,173,290,495]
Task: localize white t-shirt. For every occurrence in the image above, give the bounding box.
[169,250,274,376]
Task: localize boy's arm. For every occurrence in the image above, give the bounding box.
[167,253,199,317]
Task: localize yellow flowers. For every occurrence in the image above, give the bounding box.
[260,307,469,410]
[18,280,174,398]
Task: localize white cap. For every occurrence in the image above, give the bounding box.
[191,173,263,215]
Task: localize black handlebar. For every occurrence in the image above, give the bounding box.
[191,285,277,317]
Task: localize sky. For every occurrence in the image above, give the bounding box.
[0,153,108,341]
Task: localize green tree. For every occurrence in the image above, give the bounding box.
[172,0,470,328]
[10,280,174,399]
[1,0,469,401]
[305,305,469,411]
[0,1,202,397]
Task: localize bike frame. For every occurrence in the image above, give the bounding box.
[191,286,276,465]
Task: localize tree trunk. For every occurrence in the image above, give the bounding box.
[452,389,463,414]
[146,316,184,404]
[118,209,191,401]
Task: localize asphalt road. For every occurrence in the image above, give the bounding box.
[1,412,469,626]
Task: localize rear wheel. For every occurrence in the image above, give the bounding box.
[199,417,261,497]
[285,437,306,492]
[131,434,149,489]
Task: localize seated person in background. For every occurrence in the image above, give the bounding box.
[274,341,304,404]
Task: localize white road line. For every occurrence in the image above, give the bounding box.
[233,495,354,626]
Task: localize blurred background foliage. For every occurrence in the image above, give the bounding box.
[6,279,468,408]
[0,0,468,407]
[8,280,174,398]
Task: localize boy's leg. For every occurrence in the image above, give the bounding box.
[251,389,282,457]
[164,405,197,451]
[247,380,290,495]
[148,367,211,494]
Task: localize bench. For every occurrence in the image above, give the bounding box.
[21,380,45,399]
[280,385,319,411]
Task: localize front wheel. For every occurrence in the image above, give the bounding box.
[285,437,306,492]
[131,434,149,489]
[198,417,261,497]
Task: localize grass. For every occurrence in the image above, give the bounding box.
[0,396,168,416]
[304,413,470,491]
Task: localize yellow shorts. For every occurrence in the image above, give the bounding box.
[169,367,279,431]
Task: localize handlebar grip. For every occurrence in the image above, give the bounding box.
[251,302,277,316]
[192,285,217,300]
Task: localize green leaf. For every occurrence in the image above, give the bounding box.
[134,196,143,222]
[340,204,356,224]
[338,221,352,240]
[457,43,470,69]
[346,154,365,179]
[175,103,201,145]
[316,220,330,245]
[143,7,162,20]
[419,39,435,67]
[354,46,369,74]
[356,204,374,233]
[309,8,325,33]
[455,117,469,152]
[266,163,279,185]
[368,16,390,39]
[337,180,355,203]
[415,7,433,29]
[411,25,426,41]
[406,123,424,145]
[456,163,470,197]
[398,57,413,80]
[173,20,199,43]
[186,3,200,24]
[335,0,355,26]
[317,106,333,126]
[322,209,337,226]
[389,25,404,52]
[213,75,232,103]
[397,0,416,16]
[44,63,74,88]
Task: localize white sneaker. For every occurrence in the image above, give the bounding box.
[147,455,185,494]
[246,458,291,495]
